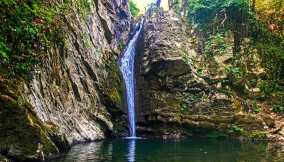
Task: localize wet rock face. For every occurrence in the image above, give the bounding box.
[136,10,273,139]
[1,0,130,160]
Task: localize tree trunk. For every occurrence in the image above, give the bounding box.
[233,31,241,54]
[251,0,256,12]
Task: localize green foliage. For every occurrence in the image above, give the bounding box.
[0,0,16,5]
[187,93,201,102]
[188,0,249,26]
[230,124,244,134]
[272,97,284,113]
[0,0,66,76]
[0,38,10,63]
[252,100,261,113]
[255,0,284,32]
[196,68,204,76]
[180,103,189,113]
[129,0,140,17]
[256,41,284,77]
[185,0,284,95]
[74,0,91,20]
[118,40,126,51]
[272,104,284,113]
[225,65,243,79]
[82,32,91,48]
[182,53,193,65]
[258,80,278,98]
[248,130,267,138]
[205,33,231,56]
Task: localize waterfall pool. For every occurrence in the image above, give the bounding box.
[51,138,284,162]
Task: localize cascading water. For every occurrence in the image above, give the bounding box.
[119,19,144,138]
[119,0,161,138]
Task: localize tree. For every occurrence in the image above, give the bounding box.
[251,0,256,12]
[129,0,140,17]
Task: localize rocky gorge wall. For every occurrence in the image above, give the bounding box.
[1,1,284,161]
[136,9,283,140]
[0,0,131,160]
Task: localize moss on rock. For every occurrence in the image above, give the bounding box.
[100,55,128,136]
[0,79,59,161]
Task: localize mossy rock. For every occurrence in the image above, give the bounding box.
[102,56,128,136]
[246,130,267,139]
[0,80,59,161]
[104,57,124,108]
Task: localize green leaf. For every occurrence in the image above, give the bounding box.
[129,0,140,17]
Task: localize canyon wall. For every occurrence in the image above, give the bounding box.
[0,0,131,160]
[136,9,282,140]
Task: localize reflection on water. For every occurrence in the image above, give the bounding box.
[128,140,136,162]
[52,139,284,162]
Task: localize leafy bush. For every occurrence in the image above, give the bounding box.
[180,103,189,113]
[225,65,243,79]
[188,0,249,26]
[129,0,140,17]
[0,38,10,63]
[259,80,278,98]
[205,33,231,56]
[252,100,261,113]
[230,124,244,134]
[272,97,284,113]
[272,105,284,113]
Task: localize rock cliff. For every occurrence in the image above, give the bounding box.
[1,2,283,161]
[0,0,131,160]
[136,10,280,140]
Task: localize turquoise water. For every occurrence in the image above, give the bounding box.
[52,139,284,162]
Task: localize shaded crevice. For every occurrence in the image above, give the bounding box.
[94,0,113,44]
[80,77,91,94]
[82,59,98,82]
[67,70,82,102]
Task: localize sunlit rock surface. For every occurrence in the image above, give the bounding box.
[136,10,277,139]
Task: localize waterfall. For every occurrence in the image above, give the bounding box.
[119,0,161,138]
[119,18,144,138]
